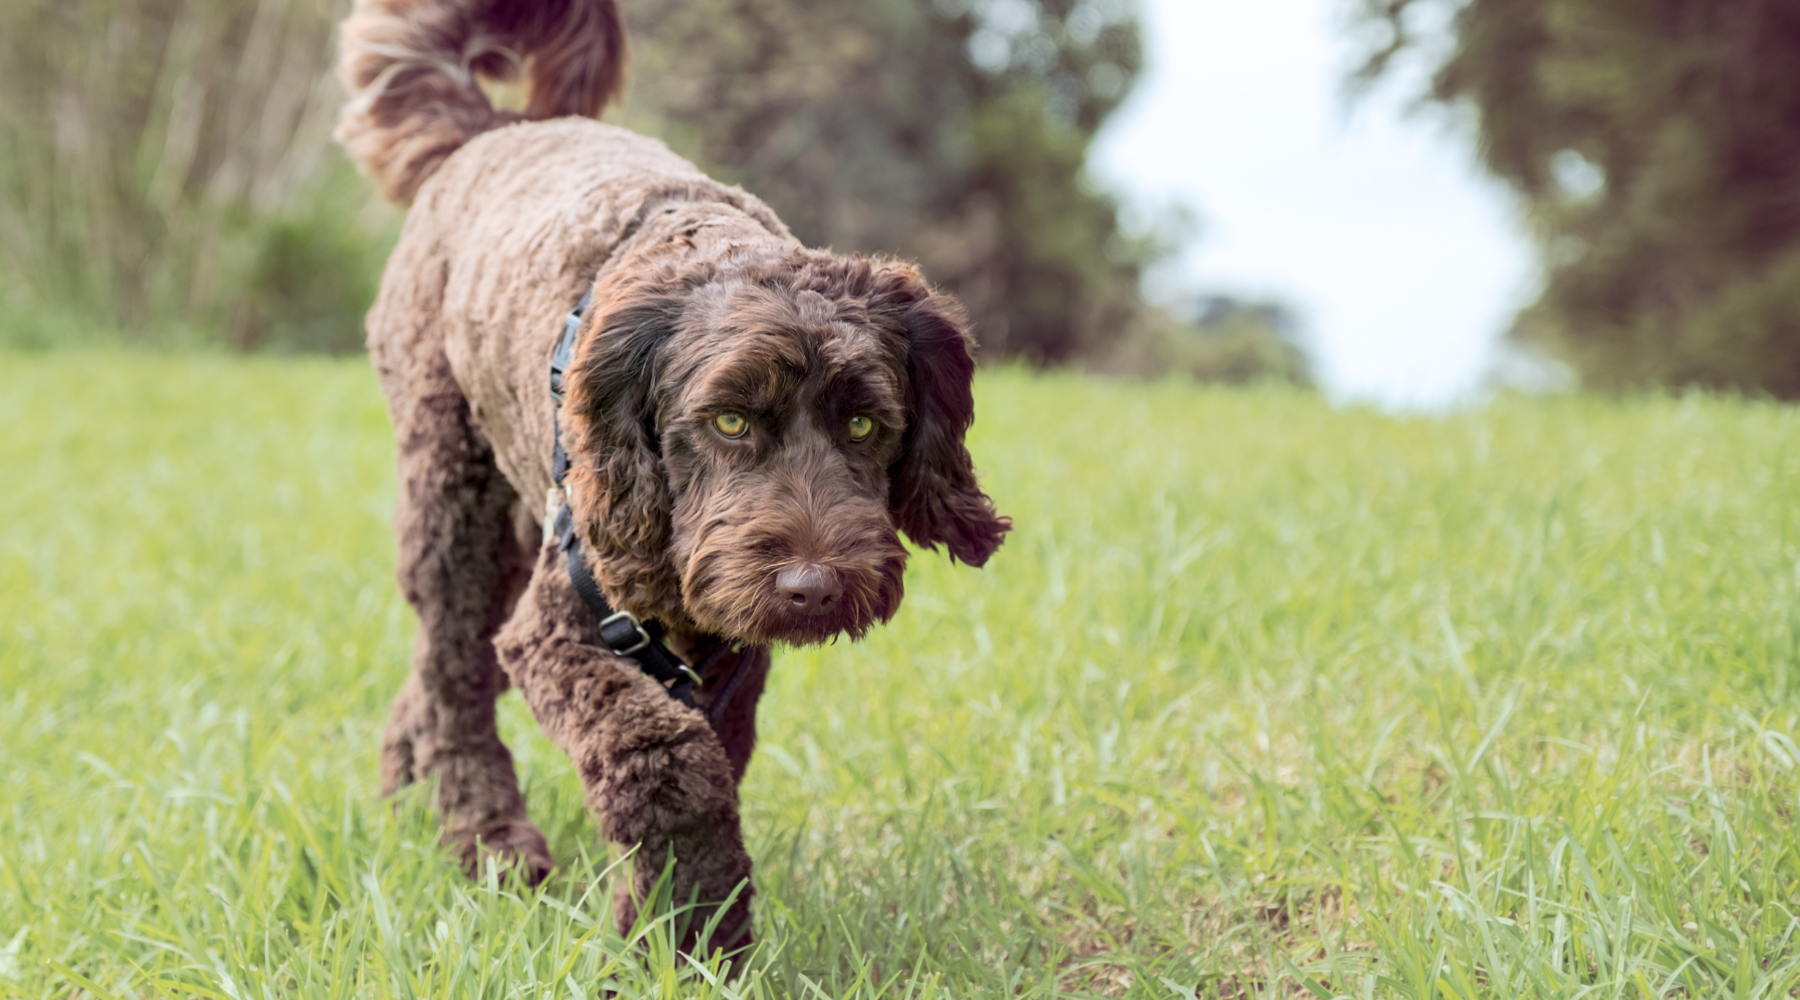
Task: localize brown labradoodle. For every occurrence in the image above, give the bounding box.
[335,0,1010,957]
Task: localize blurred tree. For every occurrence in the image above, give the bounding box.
[1,0,1312,380]
[1358,0,1800,396]
[0,0,392,350]
[619,0,1153,363]
[1097,294,1313,386]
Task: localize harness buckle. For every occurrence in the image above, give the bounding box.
[599,610,653,656]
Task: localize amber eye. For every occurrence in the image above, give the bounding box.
[847,414,874,441]
[713,412,749,438]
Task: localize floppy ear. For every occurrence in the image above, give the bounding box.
[878,268,1011,566]
[561,257,703,621]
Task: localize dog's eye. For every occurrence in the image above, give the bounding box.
[847,415,874,441]
[714,413,749,438]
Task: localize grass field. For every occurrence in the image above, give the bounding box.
[3,352,1800,999]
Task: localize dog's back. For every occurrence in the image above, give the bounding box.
[339,0,793,499]
[370,118,795,501]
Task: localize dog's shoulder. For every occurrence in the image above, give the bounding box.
[407,116,793,262]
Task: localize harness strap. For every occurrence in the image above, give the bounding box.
[553,504,705,706]
[549,289,587,487]
[548,289,757,726]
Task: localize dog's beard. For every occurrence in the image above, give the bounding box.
[675,495,909,645]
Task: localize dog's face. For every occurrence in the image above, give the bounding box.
[660,283,912,643]
[562,247,1009,645]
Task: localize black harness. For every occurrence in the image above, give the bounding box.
[547,290,756,726]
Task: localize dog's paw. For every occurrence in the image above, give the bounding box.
[452,818,555,886]
[612,858,754,961]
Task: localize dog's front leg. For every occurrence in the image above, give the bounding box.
[495,544,754,955]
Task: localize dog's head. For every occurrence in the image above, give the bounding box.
[561,245,1010,645]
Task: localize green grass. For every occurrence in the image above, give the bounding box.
[3,352,1799,999]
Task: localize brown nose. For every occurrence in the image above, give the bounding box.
[776,564,843,616]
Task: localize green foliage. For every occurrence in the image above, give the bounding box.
[0,0,1306,381]
[1101,297,1313,386]
[6,353,1800,996]
[0,0,396,350]
[621,0,1153,363]
[220,168,398,354]
[1358,0,1800,396]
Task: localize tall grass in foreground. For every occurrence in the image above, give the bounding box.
[2,353,1799,999]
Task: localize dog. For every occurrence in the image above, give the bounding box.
[335,0,1009,957]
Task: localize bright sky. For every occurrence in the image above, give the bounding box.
[1090,0,1537,408]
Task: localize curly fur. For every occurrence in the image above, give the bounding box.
[339,0,1008,960]
[336,0,627,202]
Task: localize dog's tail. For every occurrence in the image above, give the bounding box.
[335,0,626,203]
